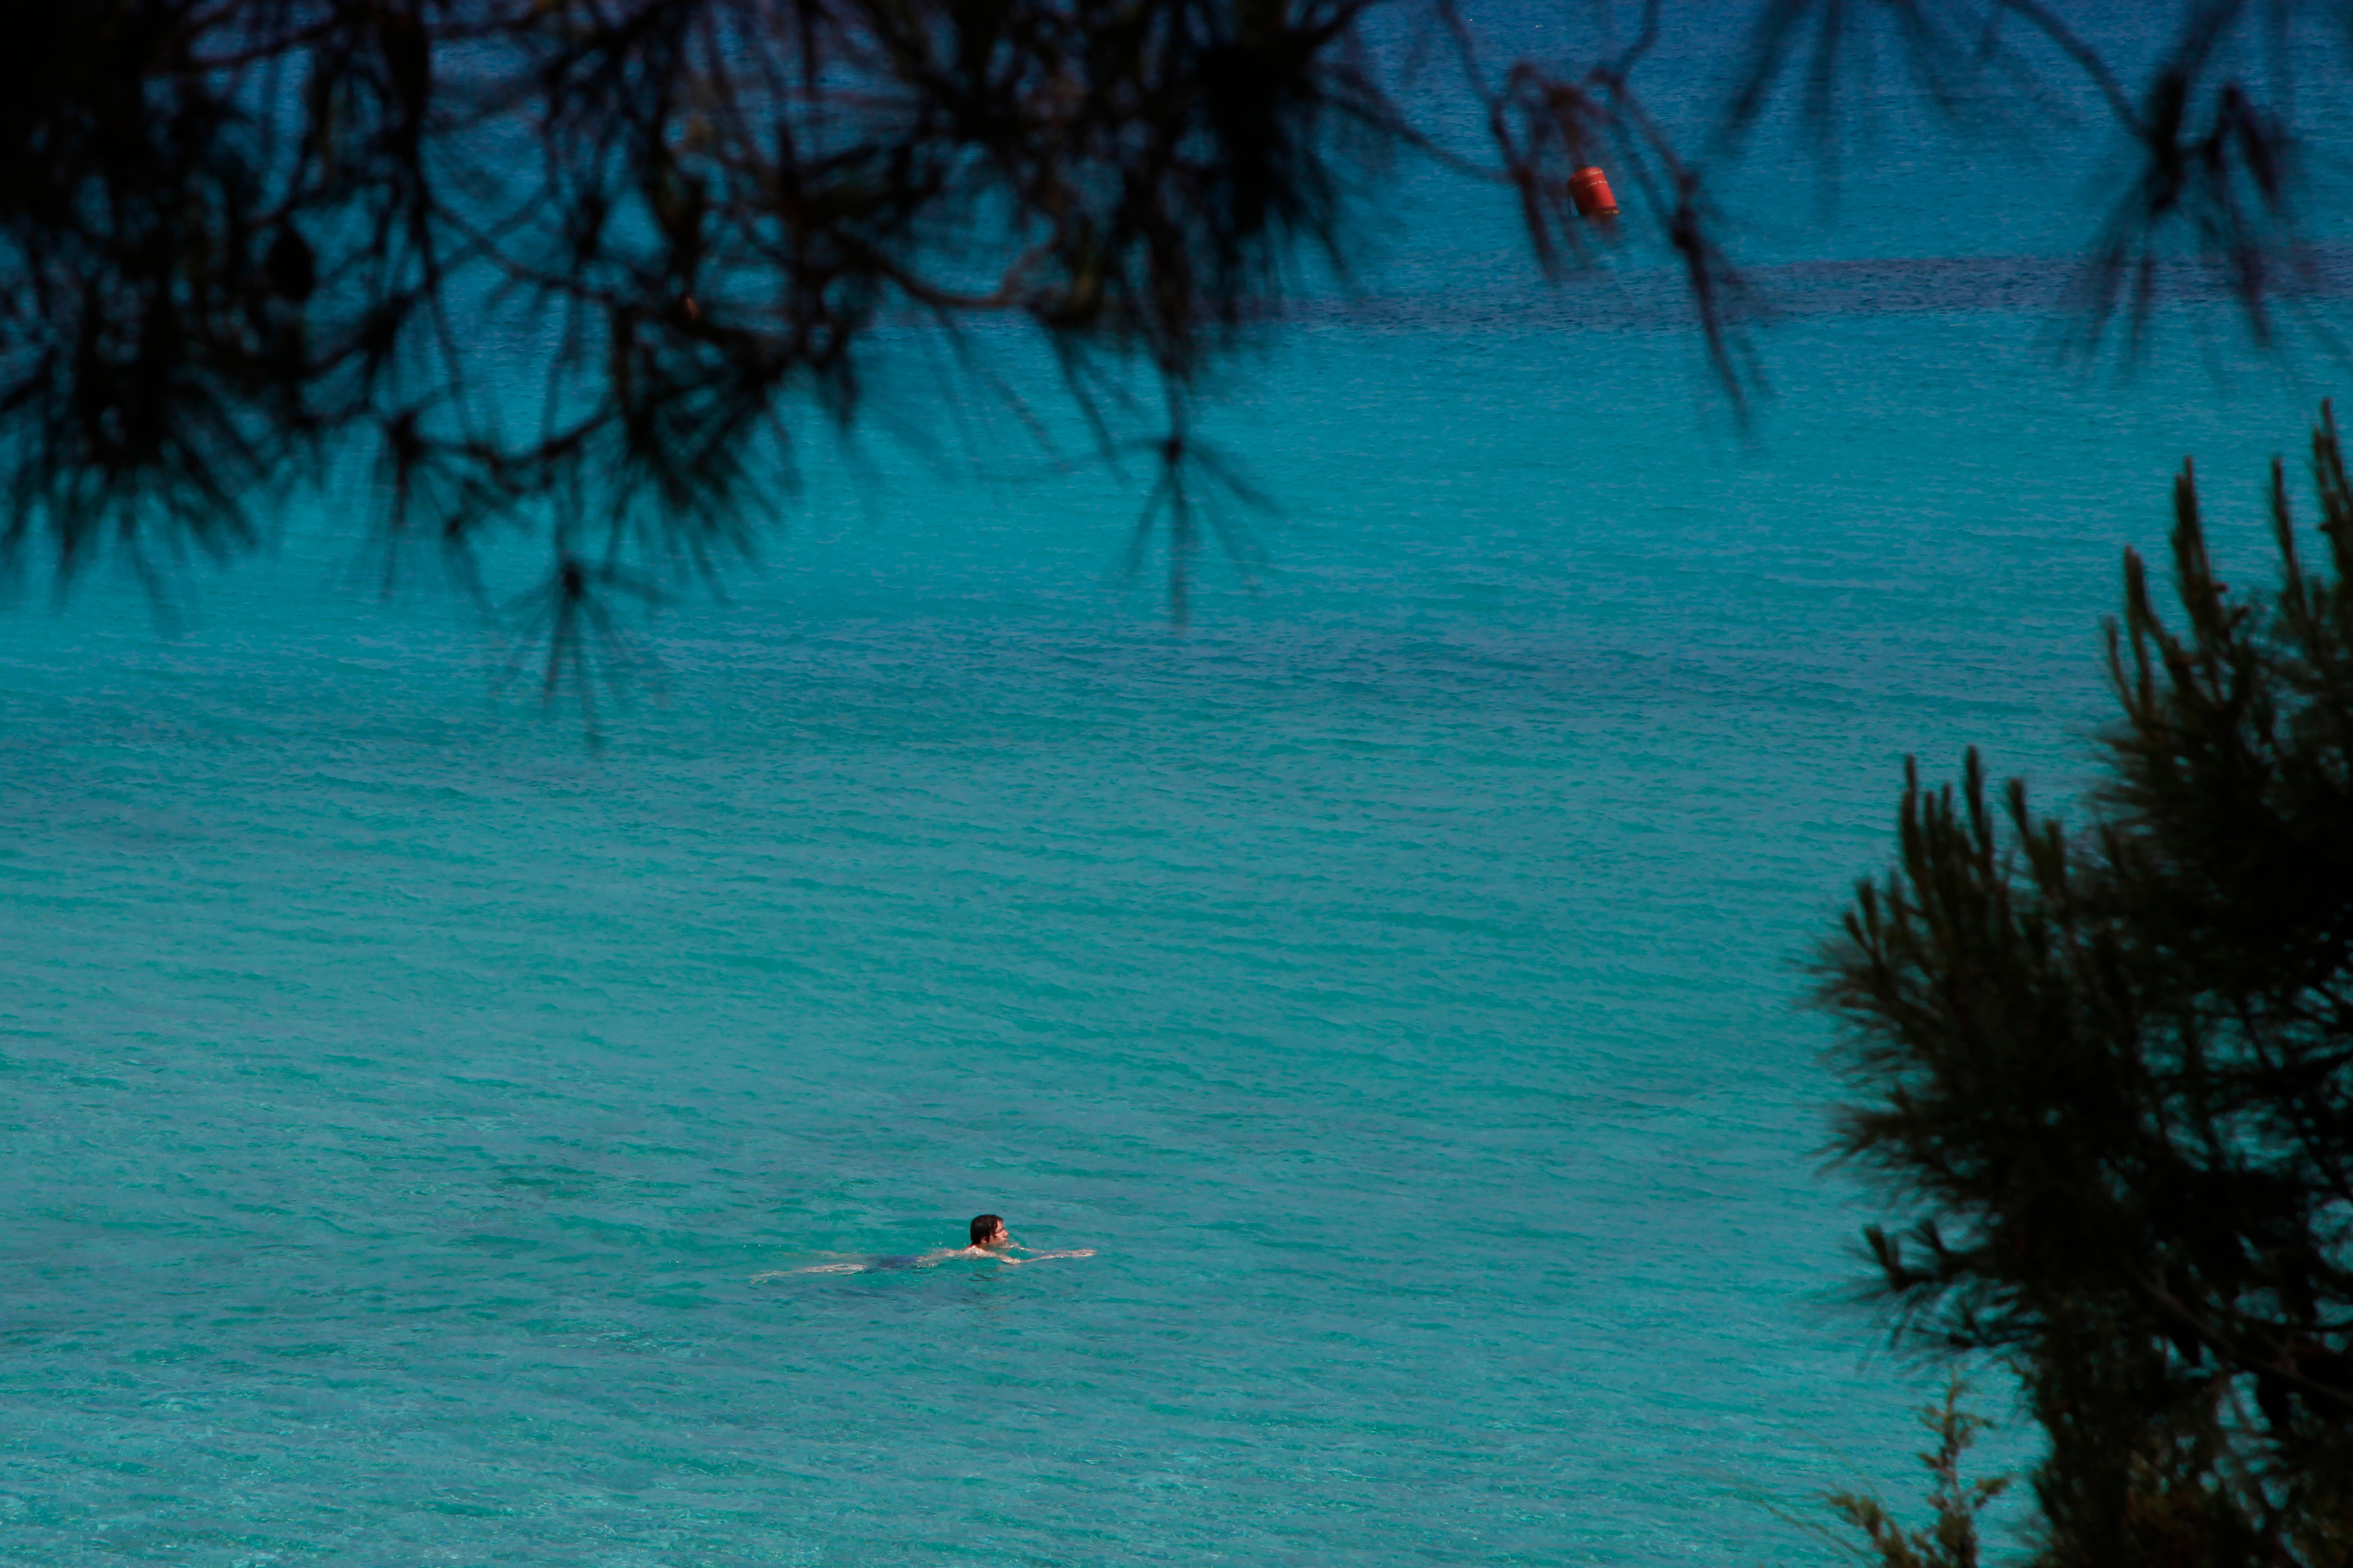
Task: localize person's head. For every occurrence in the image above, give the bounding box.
[969,1213,1008,1248]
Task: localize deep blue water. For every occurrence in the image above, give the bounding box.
[6,6,2353,1565]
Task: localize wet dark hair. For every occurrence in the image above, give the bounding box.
[969,1214,1005,1247]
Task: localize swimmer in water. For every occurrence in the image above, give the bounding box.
[752,1213,1095,1281]
[935,1213,1097,1266]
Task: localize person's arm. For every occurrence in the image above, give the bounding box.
[1019,1248,1096,1262]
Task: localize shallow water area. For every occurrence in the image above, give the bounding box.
[8,5,2353,1561]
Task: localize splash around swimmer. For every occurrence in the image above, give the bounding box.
[752,1214,1096,1281]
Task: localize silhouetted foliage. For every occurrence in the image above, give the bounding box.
[1791,1380,2009,1568]
[1819,407,2353,1565]
[1720,0,2330,359]
[0,0,2341,698]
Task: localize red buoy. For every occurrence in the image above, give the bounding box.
[1569,166,1619,219]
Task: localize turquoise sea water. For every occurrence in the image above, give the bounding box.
[7,10,2353,1566]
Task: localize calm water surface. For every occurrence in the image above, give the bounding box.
[5,9,2351,1563]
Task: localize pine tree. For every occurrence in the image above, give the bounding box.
[1819,408,2353,1565]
